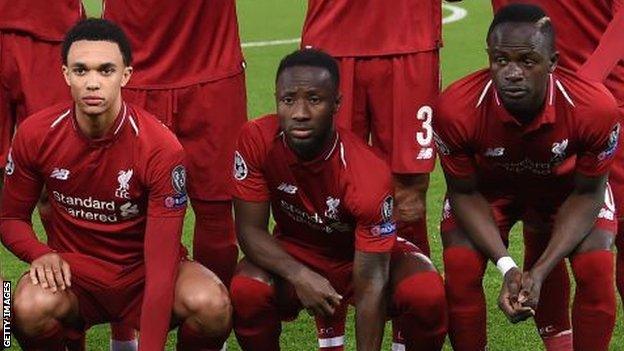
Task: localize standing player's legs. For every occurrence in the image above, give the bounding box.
[173,73,247,287]
[363,53,439,255]
[440,197,516,351]
[522,226,572,351]
[122,72,247,288]
[229,259,305,351]
[389,239,447,351]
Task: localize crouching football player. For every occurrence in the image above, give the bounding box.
[0,19,231,350]
[435,4,619,351]
[229,49,448,351]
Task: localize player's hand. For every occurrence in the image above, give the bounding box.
[518,270,543,311]
[393,174,427,223]
[292,268,343,317]
[29,253,71,293]
[498,267,535,323]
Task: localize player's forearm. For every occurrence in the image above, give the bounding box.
[353,251,389,351]
[138,216,182,350]
[531,190,604,279]
[237,226,310,284]
[449,191,510,262]
[0,219,53,262]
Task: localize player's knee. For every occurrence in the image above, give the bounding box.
[443,246,485,303]
[572,250,614,293]
[230,274,274,319]
[183,285,232,335]
[13,282,67,329]
[394,272,447,329]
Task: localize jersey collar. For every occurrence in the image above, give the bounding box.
[72,102,130,147]
[493,74,556,135]
[281,130,340,167]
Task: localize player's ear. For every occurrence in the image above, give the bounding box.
[334,92,342,115]
[62,65,71,86]
[548,51,559,73]
[121,66,133,87]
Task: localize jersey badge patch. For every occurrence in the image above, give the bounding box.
[115,169,133,199]
[551,139,568,164]
[381,195,393,222]
[370,221,396,237]
[598,123,620,161]
[120,202,139,219]
[5,149,14,176]
[484,147,505,157]
[171,165,187,194]
[234,151,248,180]
[165,193,187,209]
[50,168,70,180]
[324,196,341,220]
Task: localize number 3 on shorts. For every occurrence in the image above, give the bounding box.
[416,105,433,147]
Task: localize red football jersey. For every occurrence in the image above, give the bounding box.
[492,0,624,105]
[232,115,397,263]
[434,68,619,203]
[301,0,441,57]
[0,0,84,41]
[1,102,188,349]
[103,0,245,88]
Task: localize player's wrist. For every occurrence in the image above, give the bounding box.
[496,256,518,277]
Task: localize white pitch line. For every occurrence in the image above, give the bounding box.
[241,3,468,49]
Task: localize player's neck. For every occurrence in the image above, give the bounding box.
[75,99,122,139]
[507,95,547,125]
[292,129,336,161]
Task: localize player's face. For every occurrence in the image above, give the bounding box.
[276,66,341,160]
[63,40,132,117]
[488,23,558,121]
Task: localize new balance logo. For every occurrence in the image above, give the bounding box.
[484,147,505,157]
[50,168,70,180]
[416,148,434,160]
[278,182,298,194]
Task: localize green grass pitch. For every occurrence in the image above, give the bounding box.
[1,0,622,349]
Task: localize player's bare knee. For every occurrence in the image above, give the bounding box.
[13,280,71,331]
[574,228,614,255]
[182,285,232,335]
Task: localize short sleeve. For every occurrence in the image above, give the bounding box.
[576,96,620,176]
[231,122,270,202]
[146,146,188,218]
[347,166,397,253]
[433,101,477,178]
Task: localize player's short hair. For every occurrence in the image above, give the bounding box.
[276,49,340,90]
[62,18,132,66]
[487,3,555,51]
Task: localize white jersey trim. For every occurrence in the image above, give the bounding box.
[555,80,575,107]
[318,336,345,348]
[113,104,128,135]
[50,109,71,128]
[128,115,139,135]
[324,133,339,161]
[476,80,493,107]
[392,342,406,351]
